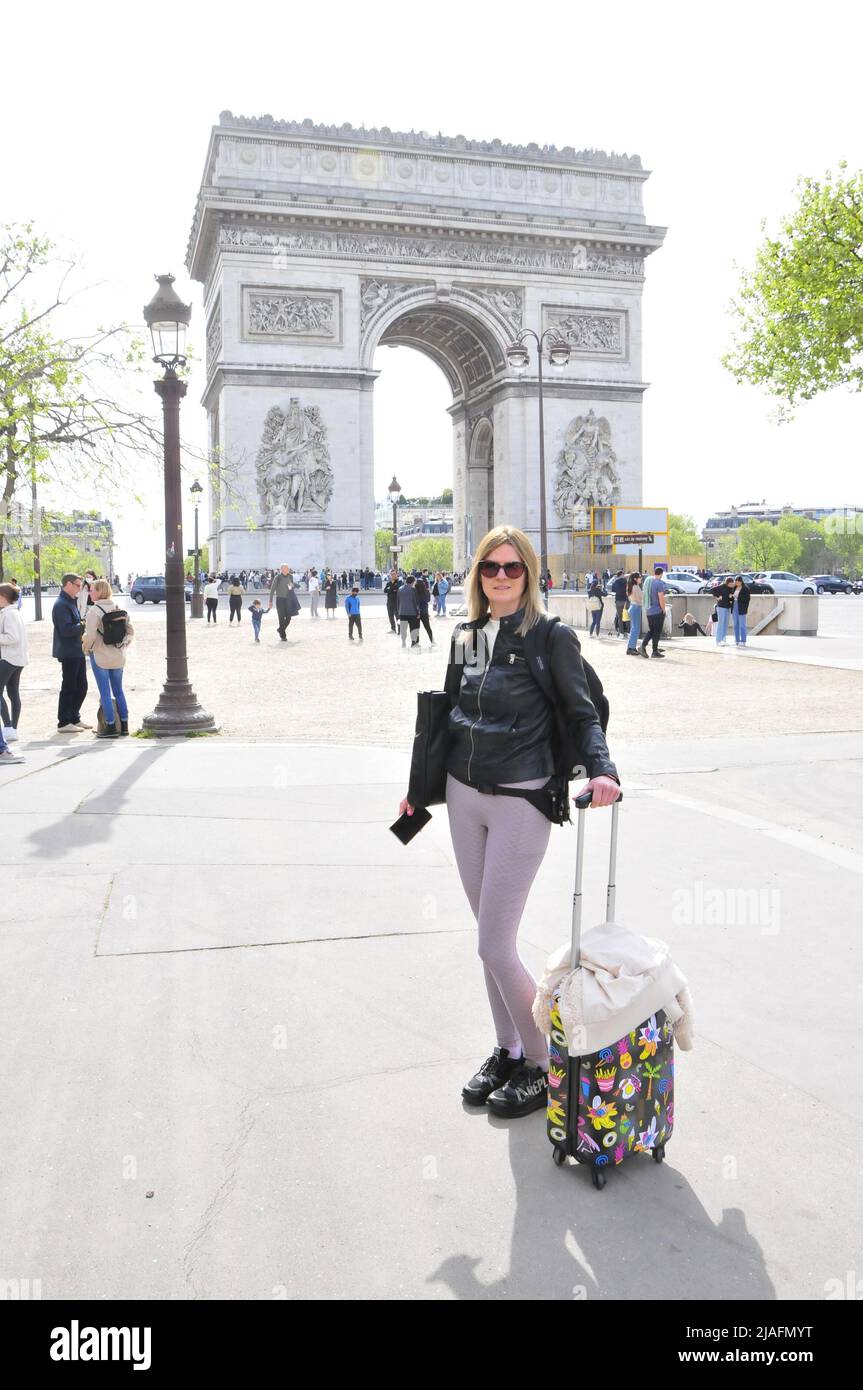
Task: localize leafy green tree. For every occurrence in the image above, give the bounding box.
[440,487,453,505]
[401,538,453,572]
[724,165,863,413]
[3,534,94,584]
[668,513,701,558]
[823,511,863,577]
[733,520,801,572]
[775,515,827,575]
[375,528,394,571]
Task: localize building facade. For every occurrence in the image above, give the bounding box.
[187,114,665,575]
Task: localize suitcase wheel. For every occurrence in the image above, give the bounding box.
[552,1146,566,1167]
[591,1168,607,1191]
[653,1144,665,1164]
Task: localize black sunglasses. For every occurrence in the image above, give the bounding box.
[479,560,527,579]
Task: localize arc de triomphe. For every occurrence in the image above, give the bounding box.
[186,113,665,574]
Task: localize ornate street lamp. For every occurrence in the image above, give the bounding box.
[507,327,571,606]
[141,275,216,734]
[189,478,204,619]
[388,474,402,572]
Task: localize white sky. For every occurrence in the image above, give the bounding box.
[4,0,862,573]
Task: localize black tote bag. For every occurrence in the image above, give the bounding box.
[407,690,452,809]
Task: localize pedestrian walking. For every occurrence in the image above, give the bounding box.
[640,565,668,658]
[416,571,435,647]
[52,574,90,731]
[204,575,220,622]
[228,575,245,623]
[82,579,134,737]
[384,567,401,633]
[587,578,604,637]
[714,576,735,646]
[398,575,421,650]
[398,524,620,1116]
[248,598,266,642]
[437,572,450,616]
[267,565,301,639]
[625,572,647,656]
[78,569,98,618]
[610,569,628,637]
[0,583,29,763]
[308,568,321,618]
[345,585,363,641]
[432,573,441,615]
[324,573,338,618]
[732,576,750,647]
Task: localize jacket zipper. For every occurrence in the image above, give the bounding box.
[467,628,493,784]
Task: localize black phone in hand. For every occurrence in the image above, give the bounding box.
[390,807,432,845]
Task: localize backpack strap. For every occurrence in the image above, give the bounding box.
[523,613,560,706]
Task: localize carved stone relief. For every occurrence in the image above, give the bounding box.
[245,289,340,341]
[543,306,625,357]
[360,279,432,334]
[464,286,523,338]
[206,295,222,370]
[553,410,621,521]
[221,225,644,280]
[256,399,334,520]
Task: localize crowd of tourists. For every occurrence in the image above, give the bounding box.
[584,566,751,656]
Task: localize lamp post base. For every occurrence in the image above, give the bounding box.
[141,679,218,736]
[191,592,204,619]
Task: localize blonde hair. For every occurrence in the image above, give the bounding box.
[92,579,112,600]
[463,525,545,638]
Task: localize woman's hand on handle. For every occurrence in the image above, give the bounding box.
[398,797,414,817]
[583,776,621,808]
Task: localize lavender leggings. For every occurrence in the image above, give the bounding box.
[446,772,551,1069]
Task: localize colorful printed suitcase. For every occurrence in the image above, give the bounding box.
[547,791,674,1190]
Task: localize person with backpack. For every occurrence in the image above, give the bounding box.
[398,524,619,1118]
[587,577,604,637]
[82,579,134,737]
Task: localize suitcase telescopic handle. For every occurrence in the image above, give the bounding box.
[570,790,622,971]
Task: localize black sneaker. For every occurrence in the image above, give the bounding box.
[486,1062,548,1117]
[462,1047,523,1106]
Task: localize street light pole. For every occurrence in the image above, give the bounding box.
[190,479,203,619]
[141,275,216,736]
[506,328,571,608]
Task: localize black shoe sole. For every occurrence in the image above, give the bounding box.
[486,1089,548,1117]
[461,1087,494,1106]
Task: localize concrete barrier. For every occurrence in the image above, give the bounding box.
[550,591,819,638]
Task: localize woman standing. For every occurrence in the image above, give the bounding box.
[714,576,735,645]
[204,575,220,623]
[587,576,604,637]
[398,525,620,1116]
[0,584,29,761]
[82,579,134,737]
[324,573,338,618]
[228,575,245,624]
[625,572,647,656]
[732,576,750,647]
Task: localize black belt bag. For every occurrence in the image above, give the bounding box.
[447,768,571,826]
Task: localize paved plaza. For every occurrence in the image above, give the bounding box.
[2,597,862,1299]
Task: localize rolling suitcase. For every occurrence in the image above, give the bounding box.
[547,791,675,1190]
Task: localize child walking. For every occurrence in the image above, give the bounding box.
[345,585,363,641]
[248,599,266,643]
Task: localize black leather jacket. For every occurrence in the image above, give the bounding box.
[445,608,618,787]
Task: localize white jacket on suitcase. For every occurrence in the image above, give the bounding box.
[532,923,695,1055]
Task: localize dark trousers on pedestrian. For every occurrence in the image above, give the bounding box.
[229,595,242,622]
[348,614,363,640]
[386,596,398,632]
[642,612,664,654]
[0,659,23,727]
[418,608,434,643]
[206,598,218,622]
[276,597,292,638]
[614,600,626,633]
[58,657,88,727]
[400,616,420,647]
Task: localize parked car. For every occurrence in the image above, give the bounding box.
[130,575,167,604]
[750,572,816,595]
[700,572,773,596]
[804,574,854,595]
[663,570,705,595]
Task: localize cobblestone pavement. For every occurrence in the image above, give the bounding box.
[11,597,863,749]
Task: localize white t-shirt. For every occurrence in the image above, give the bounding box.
[204,582,219,600]
[308,575,320,593]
